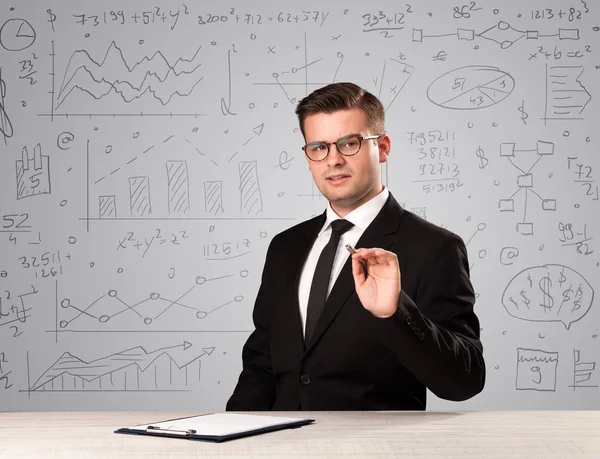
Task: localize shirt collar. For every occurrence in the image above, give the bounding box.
[320,186,390,235]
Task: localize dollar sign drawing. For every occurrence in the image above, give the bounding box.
[572,284,584,312]
[518,101,529,125]
[520,290,531,308]
[476,146,488,169]
[558,268,567,287]
[47,9,57,31]
[539,275,554,311]
[562,286,573,303]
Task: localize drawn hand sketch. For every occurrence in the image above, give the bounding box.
[502,264,594,329]
[516,348,558,391]
[26,342,215,392]
[16,143,51,199]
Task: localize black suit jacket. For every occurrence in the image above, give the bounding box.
[227,193,485,410]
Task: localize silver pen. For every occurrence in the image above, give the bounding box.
[346,244,368,278]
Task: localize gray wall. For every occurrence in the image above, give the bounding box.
[0,0,598,411]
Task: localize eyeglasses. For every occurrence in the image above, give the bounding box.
[302,134,382,162]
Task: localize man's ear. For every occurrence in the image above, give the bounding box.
[378,134,391,163]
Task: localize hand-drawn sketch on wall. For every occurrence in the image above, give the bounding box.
[0,67,13,144]
[91,135,257,222]
[166,161,191,216]
[128,176,152,217]
[0,0,598,413]
[16,143,51,200]
[57,132,75,150]
[502,264,594,330]
[543,65,592,124]
[498,141,555,235]
[253,33,414,114]
[570,349,597,390]
[239,161,263,215]
[204,181,224,215]
[54,41,205,111]
[372,59,415,113]
[41,41,204,120]
[500,247,520,266]
[25,342,215,392]
[0,18,36,51]
[516,348,558,391]
[413,21,579,49]
[227,123,266,163]
[99,195,117,219]
[427,66,514,110]
[0,285,38,339]
[56,273,246,333]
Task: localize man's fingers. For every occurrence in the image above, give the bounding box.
[352,248,397,266]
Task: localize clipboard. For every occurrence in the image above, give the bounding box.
[115,412,315,443]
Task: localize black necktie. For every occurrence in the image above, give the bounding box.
[305,219,354,343]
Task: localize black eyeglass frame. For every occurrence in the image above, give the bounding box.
[302,134,383,162]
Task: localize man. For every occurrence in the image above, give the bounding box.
[226,82,485,411]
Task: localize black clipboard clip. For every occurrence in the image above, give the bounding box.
[146,425,197,436]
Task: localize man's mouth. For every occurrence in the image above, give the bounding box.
[327,174,350,181]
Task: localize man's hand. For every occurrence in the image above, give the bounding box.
[350,248,401,318]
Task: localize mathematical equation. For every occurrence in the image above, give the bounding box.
[67,6,188,30]
[407,130,463,194]
[0,285,37,338]
[558,222,593,255]
[0,352,12,390]
[116,230,189,257]
[528,45,592,61]
[567,157,599,202]
[530,7,588,21]
[203,238,252,260]
[63,7,331,30]
[19,251,66,278]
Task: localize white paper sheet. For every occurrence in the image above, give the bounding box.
[129,413,313,437]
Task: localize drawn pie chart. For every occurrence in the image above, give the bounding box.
[0,19,36,51]
[427,65,515,110]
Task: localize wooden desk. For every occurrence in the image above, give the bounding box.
[0,411,598,458]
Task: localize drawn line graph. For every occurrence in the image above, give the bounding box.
[58,273,246,331]
[55,41,205,110]
[25,342,215,392]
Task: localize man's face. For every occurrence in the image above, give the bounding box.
[302,108,390,217]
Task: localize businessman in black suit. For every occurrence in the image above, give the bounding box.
[227,82,485,410]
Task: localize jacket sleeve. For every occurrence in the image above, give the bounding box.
[225,238,278,411]
[374,233,485,401]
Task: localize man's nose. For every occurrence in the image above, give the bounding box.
[326,144,346,166]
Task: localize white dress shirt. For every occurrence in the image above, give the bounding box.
[298,186,390,338]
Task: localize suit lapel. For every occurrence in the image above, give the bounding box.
[303,194,404,355]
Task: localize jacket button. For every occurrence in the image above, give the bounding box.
[419,333,425,341]
[406,316,412,325]
[300,374,311,385]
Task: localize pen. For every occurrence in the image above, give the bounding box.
[346,244,368,278]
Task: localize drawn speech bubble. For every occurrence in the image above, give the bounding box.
[501,264,594,330]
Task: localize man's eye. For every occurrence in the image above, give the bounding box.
[313,144,327,151]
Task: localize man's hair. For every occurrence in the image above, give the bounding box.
[295,82,385,138]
